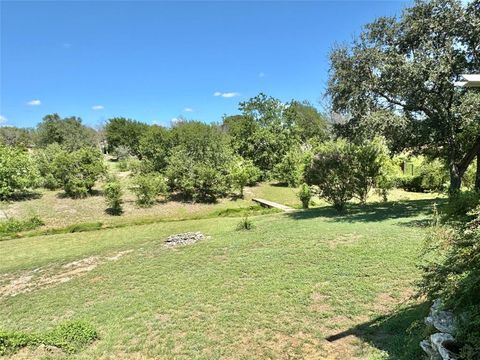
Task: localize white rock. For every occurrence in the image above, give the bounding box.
[425,299,456,334]
[164,232,205,247]
[420,339,442,360]
[430,333,458,360]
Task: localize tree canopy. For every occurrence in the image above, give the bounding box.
[223,93,328,176]
[36,114,98,151]
[328,0,480,192]
[105,117,149,156]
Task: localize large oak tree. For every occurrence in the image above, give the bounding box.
[328,0,480,192]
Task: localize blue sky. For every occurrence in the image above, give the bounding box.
[1,1,410,128]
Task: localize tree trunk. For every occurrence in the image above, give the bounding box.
[454,138,480,193]
[475,148,480,191]
[449,162,462,194]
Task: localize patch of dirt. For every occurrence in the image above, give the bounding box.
[321,334,364,359]
[99,351,149,360]
[0,250,133,298]
[234,329,325,360]
[310,292,333,313]
[8,344,63,359]
[372,288,414,314]
[329,233,363,248]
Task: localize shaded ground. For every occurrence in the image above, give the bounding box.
[288,197,445,224]
[326,302,430,359]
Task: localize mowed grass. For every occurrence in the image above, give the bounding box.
[0,194,443,359]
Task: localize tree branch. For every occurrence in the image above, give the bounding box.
[458,137,480,175]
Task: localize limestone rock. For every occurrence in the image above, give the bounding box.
[165,232,205,247]
[421,300,460,360]
[420,339,442,360]
[430,333,458,360]
[425,299,456,334]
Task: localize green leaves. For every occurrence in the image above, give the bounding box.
[36,114,97,151]
[305,138,391,209]
[226,94,326,177]
[0,146,39,199]
[131,173,167,207]
[0,321,98,356]
[54,147,106,198]
[104,177,123,215]
[105,117,149,157]
[328,0,480,192]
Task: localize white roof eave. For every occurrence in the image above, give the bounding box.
[458,74,480,88]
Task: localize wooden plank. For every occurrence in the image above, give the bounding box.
[252,198,295,212]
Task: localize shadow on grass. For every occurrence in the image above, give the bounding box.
[326,302,429,359]
[56,189,105,199]
[270,182,289,187]
[167,192,219,204]
[3,191,43,202]
[287,198,446,223]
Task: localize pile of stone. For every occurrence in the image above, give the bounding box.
[420,299,460,360]
[164,232,205,247]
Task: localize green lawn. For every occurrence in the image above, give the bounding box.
[0,194,442,359]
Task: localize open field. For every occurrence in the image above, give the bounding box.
[0,192,444,359]
[0,159,442,233]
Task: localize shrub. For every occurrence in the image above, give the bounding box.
[54,147,106,198]
[397,174,424,192]
[166,147,230,203]
[0,146,39,199]
[305,140,355,211]
[236,215,254,230]
[350,138,390,204]
[298,183,312,209]
[305,139,391,210]
[131,174,167,207]
[104,177,123,215]
[419,206,480,358]
[0,331,34,356]
[420,161,448,192]
[273,146,310,187]
[376,157,402,201]
[0,320,97,356]
[0,216,44,237]
[34,143,65,190]
[397,157,448,193]
[441,190,480,224]
[229,157,261,197]
[42,320,98,354]
[127,158,153,175]
[113,145,131,161]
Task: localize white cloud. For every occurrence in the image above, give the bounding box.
[0,115,7,124]
[183,107,193,112]
[171,117,180,123]
[92,105,104,110]
[27,99,41,106]
[214,92,240,98]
